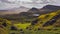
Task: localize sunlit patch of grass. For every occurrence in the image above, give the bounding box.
[13,23,31,29]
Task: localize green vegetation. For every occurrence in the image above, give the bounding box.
[13,23,31,29]
[0,10,60,34]
[30,10,60,30]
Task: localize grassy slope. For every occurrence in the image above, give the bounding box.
[0,18,11,34]
[30,10,60,29]
[0,10,60,34]
[11,10,60,32]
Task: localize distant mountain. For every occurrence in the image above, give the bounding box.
[27,5,60,14]
[0,5,60,15]
[0,6,29,15]
[38,5,60,14]
[27,7,40,13]
[0,5,60,23]
[42,5,60,11]
[40,5,60,11]
[3,5,60,18]
[27,7,41,14]
[28,8,39,12]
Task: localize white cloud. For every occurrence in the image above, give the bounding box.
[48,0,60,6]
[0,0,60,10]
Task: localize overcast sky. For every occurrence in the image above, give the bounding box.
[0,0,60,10]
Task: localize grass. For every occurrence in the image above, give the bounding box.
[10,27,60,34]
[13,23,31,29]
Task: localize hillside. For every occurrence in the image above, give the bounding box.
[30,10,60,30]
[0,10,60,34]
[0,8,40,23]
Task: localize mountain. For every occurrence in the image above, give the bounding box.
[27,7,40,14]
[0,6,29,15]
[42,5,60,11]
[38,5,60,14]
[28,7,39,13]
[0,5,60,15]
[28,5,60,14]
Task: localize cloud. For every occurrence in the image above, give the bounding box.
[0,1,21,10]
[48,0,60,6]
[0,0,60,10]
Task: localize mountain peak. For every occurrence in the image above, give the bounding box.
[28,7,40,13]
[28,7,39,12]
[42,5,60,10]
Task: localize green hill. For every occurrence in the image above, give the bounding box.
[30,10,60,30]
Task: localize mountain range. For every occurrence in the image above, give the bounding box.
[0,5,60,15]
[0,5,60,22]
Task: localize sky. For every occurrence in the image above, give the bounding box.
[0,0,60,10]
